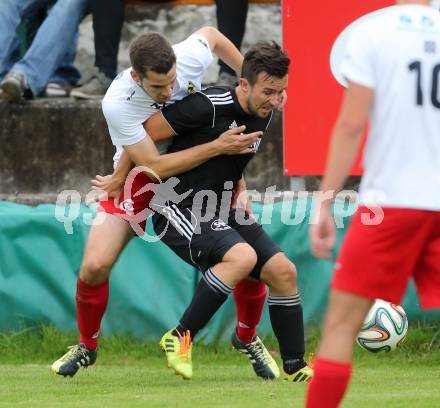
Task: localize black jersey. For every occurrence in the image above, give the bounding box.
[161,86,272,209]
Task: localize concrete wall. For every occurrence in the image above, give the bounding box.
[0,98,288,199]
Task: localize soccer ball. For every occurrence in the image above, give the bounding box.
[356,299,408,352]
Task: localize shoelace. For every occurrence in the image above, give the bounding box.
[60,345,87,362]
[248,339,270,364]
[176,330,192,363]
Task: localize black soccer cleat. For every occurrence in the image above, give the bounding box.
[231,331,280,379]
[51,343,97,377]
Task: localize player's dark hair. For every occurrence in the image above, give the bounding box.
[242,41,290,85]
[129,32,176,77]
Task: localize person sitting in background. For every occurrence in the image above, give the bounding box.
[215,0,248,86]
[71,0,125,99]
[0,0,89,103]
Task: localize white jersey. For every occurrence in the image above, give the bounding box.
[102,34,213,167]
[340,5,440,211]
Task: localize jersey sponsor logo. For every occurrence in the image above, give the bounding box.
[187,81,196,94]
[211,219,231,231]
[421,16,434,28]
[400,14,413,25]
[119,198,135,215]
[425,40,437,54]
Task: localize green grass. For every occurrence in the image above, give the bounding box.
[1,324,440,407]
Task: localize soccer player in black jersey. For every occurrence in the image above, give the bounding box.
[143,42,313,382]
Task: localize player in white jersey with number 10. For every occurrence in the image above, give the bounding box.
[307,1,440,407]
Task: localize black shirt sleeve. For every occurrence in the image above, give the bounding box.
[161,92,214,135]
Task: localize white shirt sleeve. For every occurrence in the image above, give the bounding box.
[102,97,146,146]
[173,34,214,77]
[340,24,376,89]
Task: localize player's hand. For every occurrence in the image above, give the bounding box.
[215,125,262,155]
[231,178,254,217]
[310,203,336,260]
[90,174,124,206]
[277,90,288,111]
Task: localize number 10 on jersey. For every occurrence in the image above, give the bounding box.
[409,59,440,109]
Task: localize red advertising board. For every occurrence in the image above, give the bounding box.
[282,0,394,175]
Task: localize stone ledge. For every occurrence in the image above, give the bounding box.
[0,97,289,196]
[0,193,60,206]
[1,98,114,195]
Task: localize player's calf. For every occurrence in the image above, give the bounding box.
[260,254,312,379]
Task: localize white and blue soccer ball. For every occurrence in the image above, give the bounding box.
[356,299,408,352]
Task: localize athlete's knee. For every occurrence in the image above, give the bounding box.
[264,259,297,293]
[223,243,257,277]
[324,291,373,338]
[80,256,113,285]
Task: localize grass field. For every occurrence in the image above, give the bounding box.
[1,324,440,407]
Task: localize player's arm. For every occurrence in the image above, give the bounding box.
[310,81,373,260]
[95,93,259,194]
[320,81,372,197]
[310,22,375,260]
[108,93,259,182]
[118,126,261,179]
[91,151,135,201]
[95,127,257,195]
[231,176,254,216]
[194,26,243,74]
[96,110,176,190]
[137,93,259,178]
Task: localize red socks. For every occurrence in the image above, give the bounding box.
[75,277,266,349]
[76,278,109,350]
[306,357,352,408]
[233,279,267,343]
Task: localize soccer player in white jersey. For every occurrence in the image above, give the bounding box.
[51,27,276,379]
[306,1,440,407]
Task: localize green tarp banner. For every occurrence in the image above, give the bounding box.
[0,199,439,344]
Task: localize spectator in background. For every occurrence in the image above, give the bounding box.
[71,0,125,99]
[215,0,248,86]
[0,0,89,103]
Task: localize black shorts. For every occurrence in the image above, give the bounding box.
[152,204,281,279]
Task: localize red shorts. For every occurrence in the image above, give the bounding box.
[97,171,156,234]
[332,207,440,309]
